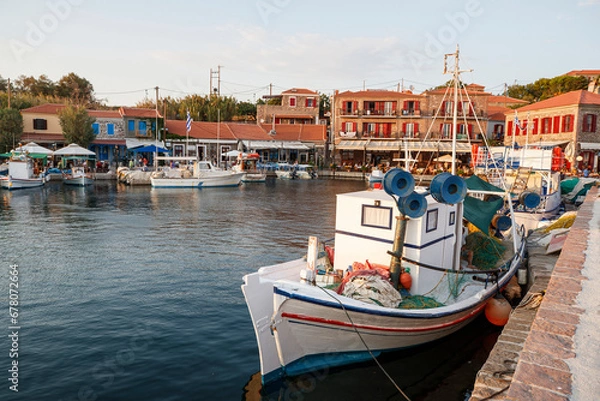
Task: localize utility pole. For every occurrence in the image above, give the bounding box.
[7,78,11,108]
[210,66,223,96]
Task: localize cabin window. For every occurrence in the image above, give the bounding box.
[107,124,115,135]
[426,209,439,233]
[92,123,99,135]
[33,118,47,130]
[449,211,456,226]
[361,205,393,229]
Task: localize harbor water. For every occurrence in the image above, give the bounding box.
[0,179,501,401]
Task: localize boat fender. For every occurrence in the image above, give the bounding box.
[396,191,427,219]
[430,172,467,204]
[519,191,541,209]
[485,293,511,326]
[383,168,414,198]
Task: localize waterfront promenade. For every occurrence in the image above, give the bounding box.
[471,187,600,400]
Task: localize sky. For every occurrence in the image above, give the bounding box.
[2,0,600,106]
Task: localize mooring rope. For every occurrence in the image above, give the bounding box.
[316,285,412,401]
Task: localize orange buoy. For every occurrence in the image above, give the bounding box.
[400,268,412,290]
[485,294,512,326]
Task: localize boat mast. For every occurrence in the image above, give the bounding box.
[444,45,471,175]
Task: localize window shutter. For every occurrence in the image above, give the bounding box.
[507,121,513,136]
[352,122,357,131]
[468,124,473,135]
[305,98,309,107]
[402,122,407,134]
[593,114,597,132]
[440,123,443,134]
[553,116,560,133]
[403,101,408,110]
[533,119,538,134]
[414,101,420,111]
[414,123,419,133]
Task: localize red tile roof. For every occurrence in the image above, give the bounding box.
[565,70,600,77]
[282,88,318,95]
[512,90,600,113]
[275,114,316,119]
[20,103,67,114]
[165,119,326,143]
[424,86,491,96]
[20,132,65,143]
[487,95,528,105]
[487,105,511,121]
[119,107,162,119]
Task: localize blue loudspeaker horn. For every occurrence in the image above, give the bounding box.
[383,168,415,198]
[430,172,467,204]
[397,192,427,219]
[519,191,541,209]
[492,214,512,231]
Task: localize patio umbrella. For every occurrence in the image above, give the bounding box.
[53,143,96,157]
[433,154,455,163]
[13,142,54,155]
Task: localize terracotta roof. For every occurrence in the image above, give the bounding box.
[20,103,67,114]
[511,90,600,113]
[487,95,528,105]
[282,88,318,95]
[565,70,600,77]
[487,105,511,121]
[466,83,485,91]
[119,107,162,119]
[424,86,491,96]
[165,120,240,140]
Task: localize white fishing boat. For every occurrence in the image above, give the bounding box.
[233,153,267,183]
[62,166,94,186]
[0,152,46,190]
[242,47,528,384]
[151,160,243,188]
[366,167,384,185]
[295,164,318,179]
[473,144,563,232]
[275,163,296,180]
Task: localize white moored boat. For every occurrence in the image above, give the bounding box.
[242,47,528,384]
[62,166,94,186]
[0,143,52,190]
[151,160,243,188]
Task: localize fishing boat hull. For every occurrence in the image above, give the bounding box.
[0,176,45,190]
[241,173,267,183]
[63,175,94,186]
[513,188,562,232]
[198,172,244,187]
[243,238,524,383]
[150,177,201,188]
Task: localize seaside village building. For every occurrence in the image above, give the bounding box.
[20,104,162,165]
[504,89,600,173]
[331,84,520,170]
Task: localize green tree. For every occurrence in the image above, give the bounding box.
[59,105,96,148]
[507,75,588,103]
[0,75,8,92]
[55,73,95,105]
[0,108,24,153]
[236,101,257,120]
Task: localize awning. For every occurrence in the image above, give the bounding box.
[126,138,165,149]
[336,140,368,150]
[579,142,600,150]
[337,139,472,152]
[242,141,311,150]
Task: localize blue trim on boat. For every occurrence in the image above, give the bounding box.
[262,351,379,385]
[334,230,455,250]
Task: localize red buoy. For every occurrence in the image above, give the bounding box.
[485,294,512,326]
[400,268,412,290]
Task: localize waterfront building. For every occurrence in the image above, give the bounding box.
[257,88,320,125]
[505,89,600,172]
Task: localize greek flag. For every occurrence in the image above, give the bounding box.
[186,111,192,133]
[514,112,525,130]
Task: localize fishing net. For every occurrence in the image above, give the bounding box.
[464,230,506,270]
[341,274,402,308]
[540,212,577,233]
[397,295,444,309]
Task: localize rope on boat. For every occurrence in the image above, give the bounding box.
[316,285,412,401]
[514,290,545,310]
[400,256,508,275]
